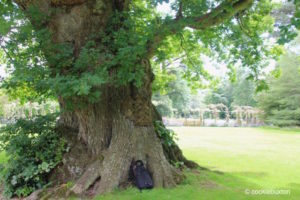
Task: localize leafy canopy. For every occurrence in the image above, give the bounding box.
[0,0,299,105]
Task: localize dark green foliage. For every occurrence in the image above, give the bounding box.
[0,114,66,197]
[257,52,300,126]
[1,3,155,106]
[154,121,177,146]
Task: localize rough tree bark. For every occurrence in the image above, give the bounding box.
[13,0,252,198]
[52,58,191,197]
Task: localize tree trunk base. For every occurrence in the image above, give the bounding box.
[71,115,183,195]
[46,115,192,199]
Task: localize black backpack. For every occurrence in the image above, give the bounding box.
[130,160,153,190]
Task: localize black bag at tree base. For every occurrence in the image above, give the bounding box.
[130,160,154,190]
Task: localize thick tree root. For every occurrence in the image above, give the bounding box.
[71,159,102,194]
[163,143,199,169]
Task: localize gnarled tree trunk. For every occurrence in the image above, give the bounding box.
[14,0,198,198]
[53,59,196,197]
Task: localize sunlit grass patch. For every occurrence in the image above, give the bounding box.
[93,127,300,200]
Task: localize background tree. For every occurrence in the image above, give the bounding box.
[204,87,231,108]
[152,93,173,117]
[166,72,191,117]
[231,69,257,107]
[152,67,192,117]
[258,52,300,126]
[154,70,208,118]
[0,0,296,198]
[204,68,256,119]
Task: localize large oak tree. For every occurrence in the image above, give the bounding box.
[0,0,298,198]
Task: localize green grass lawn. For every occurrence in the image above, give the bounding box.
[92,127,300,200]
[1,127,300,199]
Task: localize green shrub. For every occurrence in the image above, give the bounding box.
[0,113,66,198]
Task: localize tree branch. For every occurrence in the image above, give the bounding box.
[187,0,253,29]
[147,0,254,58]
[176,1,183,20]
